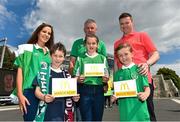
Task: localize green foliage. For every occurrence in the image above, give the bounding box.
[157,67,180,89]
[0,46,16,69]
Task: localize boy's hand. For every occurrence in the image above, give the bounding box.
[72,94,80,102]
[44,94,55,103]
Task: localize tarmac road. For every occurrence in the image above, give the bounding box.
[0,98,180,121]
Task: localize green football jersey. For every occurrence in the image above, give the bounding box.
[73,53,109,85]
[70,38,107,58]
[114,64,150,121]
[13,44,51,95]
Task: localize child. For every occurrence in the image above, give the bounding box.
[104,78,113,108]
[112,43,150,121]
[73,34,109,121]
[33,42,80,121]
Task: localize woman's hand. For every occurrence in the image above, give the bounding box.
[18,94,30,115]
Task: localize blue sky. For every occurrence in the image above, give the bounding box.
[0,0,180,75]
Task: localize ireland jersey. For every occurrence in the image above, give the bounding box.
[73,53,109,85]
[70,38,107,58]
[13,44,51,95]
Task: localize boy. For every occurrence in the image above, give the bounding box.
[33,42,79,121]
[112,43,150,121]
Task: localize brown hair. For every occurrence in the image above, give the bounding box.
[27,23,54,49]
[84,34,99,44]
[115,43,133,54]
[50,42,66,57]
[118,12,133,22]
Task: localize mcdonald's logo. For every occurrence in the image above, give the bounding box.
[61,80,70,89]
[120,83,129,90]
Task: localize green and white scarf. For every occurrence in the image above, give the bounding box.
[34,61,50,122]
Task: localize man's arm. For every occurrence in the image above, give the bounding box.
[139,50,160,75]
[147,50,160,66]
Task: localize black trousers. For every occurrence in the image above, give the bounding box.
[147,81,157,121]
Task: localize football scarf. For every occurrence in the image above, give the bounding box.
[34,61,50,121]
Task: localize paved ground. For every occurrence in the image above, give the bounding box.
[0,98,180,121]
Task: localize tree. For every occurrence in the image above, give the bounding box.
[156,67,180,90]
[0,46,16,69]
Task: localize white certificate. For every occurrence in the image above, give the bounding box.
[84,64,105,77]
[114,79,137,98]
[52,78,77,97]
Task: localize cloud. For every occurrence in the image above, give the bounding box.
[151,61,180,76]
[22,0,180,55]
[0,1,16,30]
[22,0,180,75]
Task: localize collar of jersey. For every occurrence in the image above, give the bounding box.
[85,52,98,58]
[51,66,62,73]
[34,43,49,51]
[122,62,135,69]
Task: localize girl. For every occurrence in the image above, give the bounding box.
[73,34,109,121]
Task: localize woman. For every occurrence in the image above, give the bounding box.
[14,23,54,121]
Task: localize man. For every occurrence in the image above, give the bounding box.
[69,19,108,121]
[69,19,107,75]
[114,12,160,121]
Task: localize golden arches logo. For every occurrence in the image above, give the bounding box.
[120,83,130,90]
[90,65,98,71]
[61,80,70,89]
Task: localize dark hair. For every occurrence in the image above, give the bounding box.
[115,43,133,54]
[50,42,66,57]
[84,34,99,44]
[84,19,96,27]
[27,23,54,49]
[118,12,133,21]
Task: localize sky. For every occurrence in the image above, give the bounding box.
[0,0,180,76]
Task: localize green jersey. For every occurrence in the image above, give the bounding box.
[13,44,51,94]
[114,63,150,121]
[70,38,107,58]
[73,53,109,85]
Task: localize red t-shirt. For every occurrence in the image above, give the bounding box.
[114,32,157,83]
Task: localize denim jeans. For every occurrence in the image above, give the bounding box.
[79,84,104,121]
[23,88,39,121]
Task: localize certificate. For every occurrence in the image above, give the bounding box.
[84,64,105,77]
[52,78,77,97]
[114,79,137,98]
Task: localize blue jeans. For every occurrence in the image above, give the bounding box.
[79,84,104,121]
[23,88,39,121]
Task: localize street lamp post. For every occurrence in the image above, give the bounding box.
[0,37,7,68]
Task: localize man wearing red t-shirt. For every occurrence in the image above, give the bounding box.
[114,12,160,121]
